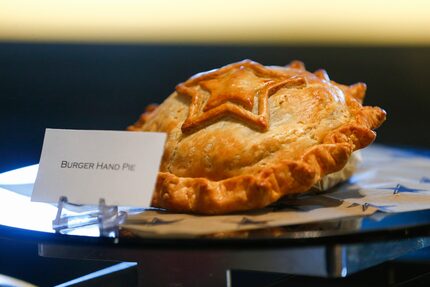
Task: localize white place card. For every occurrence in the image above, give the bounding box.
[32,129,166,206]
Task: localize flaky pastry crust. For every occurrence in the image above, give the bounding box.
[129,60,386,214]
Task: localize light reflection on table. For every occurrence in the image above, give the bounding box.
[0,164,100,236]
[0,186,56,232]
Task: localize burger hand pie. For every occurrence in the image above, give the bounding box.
[129,60,386,214]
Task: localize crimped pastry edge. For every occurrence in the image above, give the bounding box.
[150,106,385,214]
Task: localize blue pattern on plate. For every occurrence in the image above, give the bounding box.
[363,203,397,212]
[379,184,427,194]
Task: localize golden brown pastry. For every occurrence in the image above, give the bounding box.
[129,60,386,214]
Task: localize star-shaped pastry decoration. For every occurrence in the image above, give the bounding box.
[176,60,306,133]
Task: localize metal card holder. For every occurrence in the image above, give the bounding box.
[52,196,127,237]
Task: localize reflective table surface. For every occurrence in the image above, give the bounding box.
[1,146,430,287]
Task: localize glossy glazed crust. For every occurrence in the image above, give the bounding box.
[129,60,386,214]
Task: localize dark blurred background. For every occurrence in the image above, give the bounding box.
[1,44,429,172]
[0,1,429,172]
